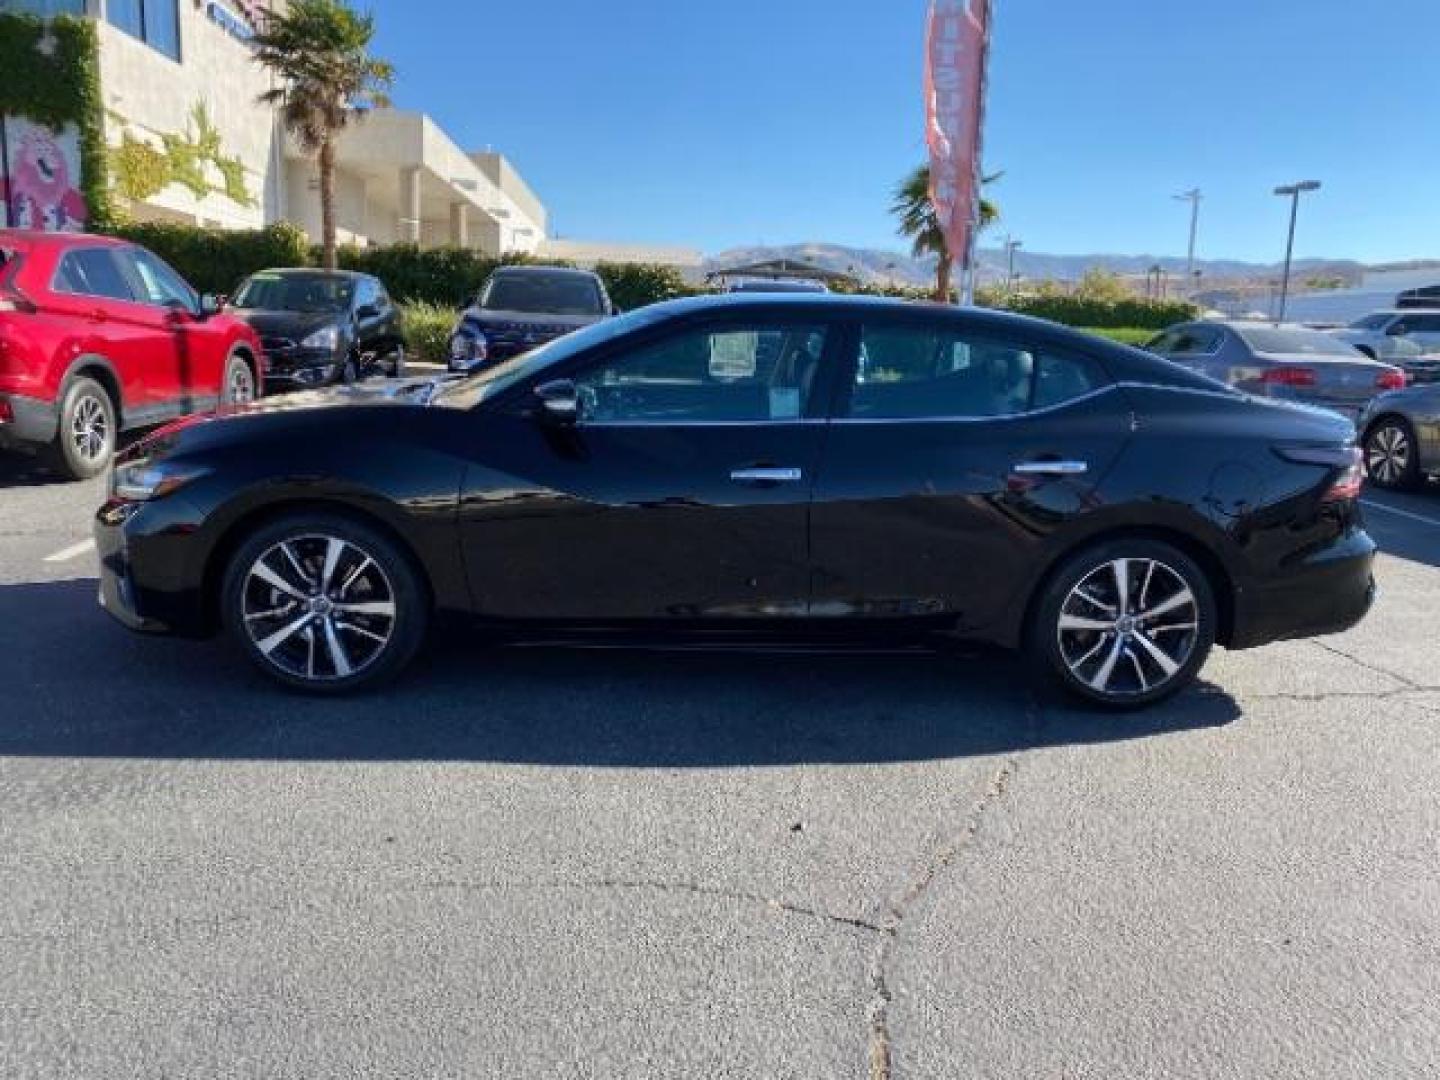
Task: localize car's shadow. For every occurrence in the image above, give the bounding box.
[0,579,1240,766]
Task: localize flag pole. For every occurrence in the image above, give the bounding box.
[959,0,993,306]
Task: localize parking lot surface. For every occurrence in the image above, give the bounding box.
[1,453,1437,1078]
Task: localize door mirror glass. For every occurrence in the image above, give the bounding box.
[356,303,379,319]
[534,378,579,423]
[199,293,222,317]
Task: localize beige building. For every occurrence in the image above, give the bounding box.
[3,0,549,254]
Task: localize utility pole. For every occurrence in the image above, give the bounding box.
[1273,180,1322,324]
[1173,188,1202,286]
[1004,236,1023,298]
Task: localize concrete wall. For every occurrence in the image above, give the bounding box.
[97,3,281,229]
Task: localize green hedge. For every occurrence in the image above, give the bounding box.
[399,300,456,364]
[592,261,702,311]
[331,245,558,306]
[1080,327,1158,347]
[995,295,1196,330]
[103,221,311,294]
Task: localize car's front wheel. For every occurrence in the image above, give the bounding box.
[1364,416,1421,491]
[222,513,429,693]
[222,354,257,406]
[1029,539,1216,709]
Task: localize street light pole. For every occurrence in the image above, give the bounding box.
[1005,236,1022,298]
[1173,188,1202,285]
[1273,180,1321,324]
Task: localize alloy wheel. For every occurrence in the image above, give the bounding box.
[1366,424,1412,486]
[239,534,397,683]
[229,362,256,405]
[1056,557,1200,698]
[70,393,109,464]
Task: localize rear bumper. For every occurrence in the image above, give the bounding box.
[1228,527,1377,649]
[0,392,59,449]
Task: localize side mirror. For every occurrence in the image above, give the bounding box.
[356,303,379,320]
[533,378,578,424]
[199,293,222,318]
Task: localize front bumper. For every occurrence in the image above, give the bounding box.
[1228,526,1377,649]
[0,392,59,449]
[263,352,340,392]
[94,498,211,637]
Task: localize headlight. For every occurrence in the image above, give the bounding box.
[301,325,341,351]
[112,459,210,502]
[449,331,488,369]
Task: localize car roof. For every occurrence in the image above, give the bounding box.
[491,264,601,279]
[0,229,127,250]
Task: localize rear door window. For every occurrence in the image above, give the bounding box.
[54,248,136,302]
[846,324,1108,420]
[123,248,197,309]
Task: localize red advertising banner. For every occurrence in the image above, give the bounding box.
[925,0,991,294]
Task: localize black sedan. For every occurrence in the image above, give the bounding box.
[228,269,406,392]
[95,295,1376,709]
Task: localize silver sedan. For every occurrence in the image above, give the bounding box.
[1358,384,1440,490]
[1147,320,1406,419]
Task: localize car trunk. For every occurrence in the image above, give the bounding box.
[1258,355,1394,417]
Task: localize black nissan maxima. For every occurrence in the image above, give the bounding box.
[94,294,1377,708]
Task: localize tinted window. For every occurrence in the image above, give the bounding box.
[1349,313,1394,331]
[848,325,1106,420]
[574,323,828,423]
[1154,325,1221,355]
[232,273,354,312]
[1399,313,1440,334]
[355,278,380,309]
[55,249,134,302]
[125,249,195,308]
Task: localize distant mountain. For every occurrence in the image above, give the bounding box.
[705,243,1369,287]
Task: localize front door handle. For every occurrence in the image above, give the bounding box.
[730,467,803,484]
[1012,460,1088,476]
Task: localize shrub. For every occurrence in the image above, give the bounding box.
[104,221,310,295]
[399,300,457,365]
[332,245,566,306]
[996,295,1196,330]
[592,261,700,311]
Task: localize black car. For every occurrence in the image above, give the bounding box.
[95,295,1376,708]
[228,269,406,392]
[448,265,616,372]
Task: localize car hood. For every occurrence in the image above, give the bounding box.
[228,308,346,340]
[459,306,600,332]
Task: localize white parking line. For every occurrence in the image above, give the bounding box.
[1362,500,1440,529]
[43,539,96,563]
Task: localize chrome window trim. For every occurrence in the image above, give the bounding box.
[832,383,1122,424]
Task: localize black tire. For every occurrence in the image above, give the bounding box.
[45,375,116,480]
[222,512,429,693]
[386,343,407,378]
[1363,416,1422,491]
[221,353,257,406]
[1028,538,1217,710]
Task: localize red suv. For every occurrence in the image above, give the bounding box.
[0,230,264,479]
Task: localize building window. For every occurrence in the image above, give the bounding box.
[106,0,181,61]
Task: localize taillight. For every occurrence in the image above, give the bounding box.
[1323,447,1364,502]
[1261,366,1317,388]
[1376,369,1407,391]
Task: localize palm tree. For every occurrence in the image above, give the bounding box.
[892,164,1000,301]
[253,1,394,269]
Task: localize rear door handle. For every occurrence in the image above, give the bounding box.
[1013,460,1088,476]
[730,467,803,484]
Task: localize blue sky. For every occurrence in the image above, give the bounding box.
[369,0,1439,264]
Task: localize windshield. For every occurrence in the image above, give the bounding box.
[1234,326,1365,357]
[480,273,603,316]
[231,273,355,313]
[431,305,668,410]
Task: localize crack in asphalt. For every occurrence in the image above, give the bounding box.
[1309,639,1426,691]
[865,754,1020,1080]
[420,877,888,934]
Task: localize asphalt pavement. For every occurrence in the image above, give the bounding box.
[0,451,1436,1079]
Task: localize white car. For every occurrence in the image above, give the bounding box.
[1330,309,1440,361]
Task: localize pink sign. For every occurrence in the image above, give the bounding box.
[924,0,991,281]
[2,119,87,232]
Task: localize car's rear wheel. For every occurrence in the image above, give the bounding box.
[47,376,116,480]
[1363,416,1421,491]
[222,513,428,693]
[1029,538,1216,709]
